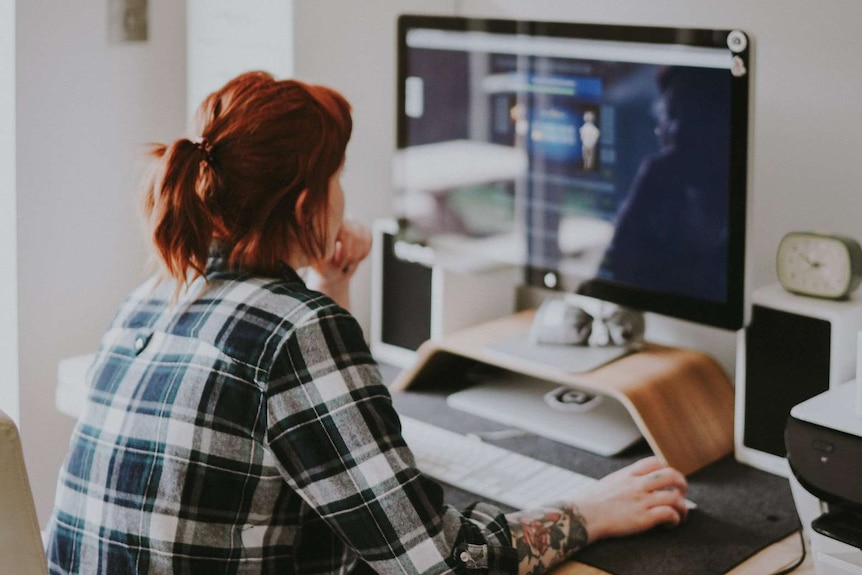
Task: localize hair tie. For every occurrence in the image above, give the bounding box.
[191,136,214,165]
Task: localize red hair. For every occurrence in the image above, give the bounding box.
[142,71,352,284]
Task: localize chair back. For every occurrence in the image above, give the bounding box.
[0,409,49,575]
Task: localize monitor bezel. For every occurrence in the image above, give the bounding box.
[396,14,750,330]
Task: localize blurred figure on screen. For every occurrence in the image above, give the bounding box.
[601,66,731,302]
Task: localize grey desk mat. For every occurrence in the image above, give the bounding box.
[389,383,801,575]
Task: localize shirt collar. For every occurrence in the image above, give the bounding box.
[204,242,305,285]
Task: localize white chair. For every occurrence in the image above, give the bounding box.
[0,409,49,575]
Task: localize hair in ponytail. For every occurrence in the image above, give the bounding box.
[142,71,353,287]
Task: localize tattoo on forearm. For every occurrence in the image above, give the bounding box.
[508,503,589,575]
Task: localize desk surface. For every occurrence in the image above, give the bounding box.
[386,361,811,575]
[551,532,813,574]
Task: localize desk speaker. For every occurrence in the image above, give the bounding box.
[734,283,862,476]
[370,219,518,367]
[370,220,433,367]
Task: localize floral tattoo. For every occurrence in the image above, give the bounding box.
[509,503,589,575]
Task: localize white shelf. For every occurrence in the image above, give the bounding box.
[392,140,528,194]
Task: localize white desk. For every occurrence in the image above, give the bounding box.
[56,354,95,418]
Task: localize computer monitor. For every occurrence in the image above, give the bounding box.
[395,15,750,331]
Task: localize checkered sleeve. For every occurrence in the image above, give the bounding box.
[264,304,518,574]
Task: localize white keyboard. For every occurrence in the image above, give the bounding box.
[400,415,598,510]
[400,416,696,511]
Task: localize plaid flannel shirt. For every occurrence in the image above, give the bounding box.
[46,252,517,574]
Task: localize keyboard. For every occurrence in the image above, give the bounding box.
[400,415,598,510]
[400,416,696,511]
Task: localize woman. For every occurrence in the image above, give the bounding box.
[46,71,688,574]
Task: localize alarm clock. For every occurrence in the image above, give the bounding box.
[776,231,862,299]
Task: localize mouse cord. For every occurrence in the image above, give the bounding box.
[767,529,807,575]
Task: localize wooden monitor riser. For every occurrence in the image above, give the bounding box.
[391,310,734,476]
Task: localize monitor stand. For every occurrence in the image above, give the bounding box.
[390,310,735,475]
[445,370,643,456]
[485,332,634,374]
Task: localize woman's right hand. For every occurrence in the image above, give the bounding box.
[573,456,689,543]
[308,218,372,311]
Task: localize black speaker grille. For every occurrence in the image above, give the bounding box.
[744,304,831,457]
[381,233,433,351]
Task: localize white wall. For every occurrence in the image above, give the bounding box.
[0,1,18,423]
[294,0,862,374]
[16,0,187,524]
[187,0,293,118]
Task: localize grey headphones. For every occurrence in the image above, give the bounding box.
[528,297,645,348]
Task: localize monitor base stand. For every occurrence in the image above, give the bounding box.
[391,310,735,475]
[485,332,634,374]
[446,371,643,456]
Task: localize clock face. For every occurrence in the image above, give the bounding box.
[776,233,860,299]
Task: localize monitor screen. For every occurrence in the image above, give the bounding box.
[396,16,750,330]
